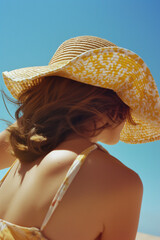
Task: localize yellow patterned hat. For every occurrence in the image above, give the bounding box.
[2,36,160,144]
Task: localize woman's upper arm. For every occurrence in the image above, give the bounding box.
[101,169,143,240]
[0,128,16,169]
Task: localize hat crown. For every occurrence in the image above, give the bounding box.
[49,36,116,65]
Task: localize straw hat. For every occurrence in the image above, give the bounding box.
[2,35,160,144]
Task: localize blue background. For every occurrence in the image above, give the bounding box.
[0,0,160,236]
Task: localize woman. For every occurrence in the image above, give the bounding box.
[0,35,159,240]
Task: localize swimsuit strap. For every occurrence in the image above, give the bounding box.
[40,143,103,231]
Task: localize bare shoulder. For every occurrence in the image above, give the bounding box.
[92,147,143,240]
[85,145,143,190]
[83,145,143,240]
[35,144,143,240]
[91,145,143,206]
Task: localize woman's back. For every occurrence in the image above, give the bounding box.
[0,136,143,240]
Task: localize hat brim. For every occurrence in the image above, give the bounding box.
[120,114,160,144]
[2,46,160,144]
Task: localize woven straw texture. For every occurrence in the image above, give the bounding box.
[2,36,160,144]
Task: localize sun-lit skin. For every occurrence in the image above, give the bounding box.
[65,116,126,146]
[89,117,126,145]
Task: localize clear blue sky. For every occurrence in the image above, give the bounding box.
[0,0,160,236]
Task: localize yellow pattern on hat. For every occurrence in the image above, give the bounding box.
[2,36,160,144]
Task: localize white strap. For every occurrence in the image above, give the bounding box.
[40,143,98,231]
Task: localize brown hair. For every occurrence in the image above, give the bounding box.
[6,76,137,163]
